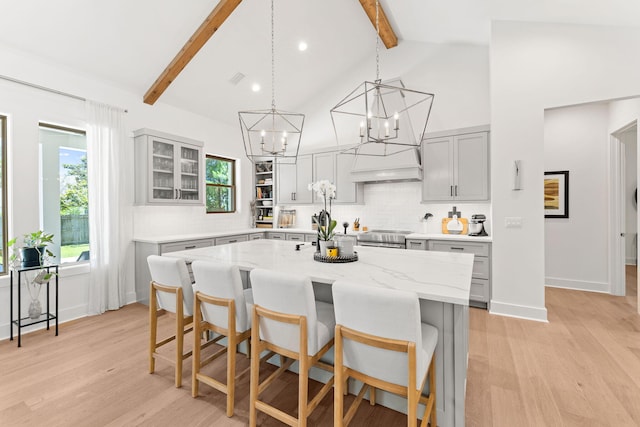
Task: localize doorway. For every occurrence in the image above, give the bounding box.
[610,122,637,297]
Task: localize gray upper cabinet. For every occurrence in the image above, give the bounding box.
[276,154,313,204]
[313,151,362,204]
[134,128,204,205]
[422,129,489,202]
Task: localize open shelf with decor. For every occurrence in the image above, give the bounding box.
[255,160,274,229]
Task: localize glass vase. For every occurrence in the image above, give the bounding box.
[27,277,43,320]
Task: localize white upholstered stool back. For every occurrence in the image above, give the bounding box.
[192,260,252,333]
[249,268,331,355]
[147,255,194,316]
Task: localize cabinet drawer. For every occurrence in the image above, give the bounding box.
[286,233,305,241]
[249,233,264,240]
[161,239,213,254]
[472,256,490,280]
[305,234,318,243]
[266,232,286,240]
[406,239,427,250]
[428,240,490,257]
[470,278,489,303]
[215,235,249,246]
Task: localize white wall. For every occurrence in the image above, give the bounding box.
[0,43,253,339]
[544,103,610,292]
[491,22,640,321]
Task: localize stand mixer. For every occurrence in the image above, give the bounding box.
[469,214,488,236]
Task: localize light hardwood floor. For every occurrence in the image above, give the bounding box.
[1,269,638,426]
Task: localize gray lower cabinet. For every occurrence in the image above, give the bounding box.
[135,238,215,304]
[427,240,491,309]
[286,233,305,241]
[215,234,249,245]
[249,233,264,240]
[406,239,428,250]
[266,232,286,240]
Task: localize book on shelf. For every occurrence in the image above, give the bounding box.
[256,187,262,198]
[256,223,272,228]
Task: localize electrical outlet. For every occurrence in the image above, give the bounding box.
[505,217,523,228]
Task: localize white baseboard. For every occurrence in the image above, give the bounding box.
[125,291,138,305]
[625,259,637,266]
[489,300,548,322]
[545,276,609,293]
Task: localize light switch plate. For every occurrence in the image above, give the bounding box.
[505,217,523,228]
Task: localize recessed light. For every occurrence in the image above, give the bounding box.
[298,41,308,52]
[252,83,261,92]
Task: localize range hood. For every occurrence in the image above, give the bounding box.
[348,145,422,183]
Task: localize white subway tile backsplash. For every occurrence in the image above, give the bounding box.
[280,181,491,235]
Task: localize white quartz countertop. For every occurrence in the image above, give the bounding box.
[406,233,492,243]
[164,239,474,306]
[133,228,355,244]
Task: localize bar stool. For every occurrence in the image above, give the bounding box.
[191,260,254,417]
[248,268,335,427]
[147,255,195,388]
[332,280,438,427]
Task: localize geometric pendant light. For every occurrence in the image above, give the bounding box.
[239,0,303,164]
[330,0,433,157]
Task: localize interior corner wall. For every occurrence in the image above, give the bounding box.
[491,22,640,321]
[544,103,610,292]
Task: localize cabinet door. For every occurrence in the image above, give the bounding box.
[149,137,177,202]
[277,163,297,204]
[177,143,202,203]
[294,155,313,203]
[455,132,488,201]
[335,153,359,203]
[422,137,454,201]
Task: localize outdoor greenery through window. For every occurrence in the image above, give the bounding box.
[0,116,7,274]
[39,123,89,263]
[206,155,236,213]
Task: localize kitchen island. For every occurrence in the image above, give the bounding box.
[165,239,473,427]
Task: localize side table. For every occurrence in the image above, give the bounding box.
[10,264,59,347]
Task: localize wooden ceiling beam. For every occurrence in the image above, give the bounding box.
[143,0,243,105]
[358,0,398,49]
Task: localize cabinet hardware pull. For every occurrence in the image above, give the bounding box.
[450,185,453,196]
[451,247,465,251]
[175,189,179,199]
[455,185,458,196]
[229,240,237,243]
[185,245,196,249]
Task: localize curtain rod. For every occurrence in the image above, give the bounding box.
[0,74,128,113]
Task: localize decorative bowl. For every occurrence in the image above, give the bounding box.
[261,200,273,206]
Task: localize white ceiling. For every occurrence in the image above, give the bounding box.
[0,0,639,125]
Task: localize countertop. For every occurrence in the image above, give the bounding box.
[133,229,491,244]
[165,239,474,306]
[406,233,492,243]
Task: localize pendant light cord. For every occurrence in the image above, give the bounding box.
[375,0,380,82]
[271,0,276,111]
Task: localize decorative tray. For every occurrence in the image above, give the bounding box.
[313,251,358,264]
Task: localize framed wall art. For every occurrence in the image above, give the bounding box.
[544,170,569,218]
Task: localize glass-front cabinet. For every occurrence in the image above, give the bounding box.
[135,129,204,205]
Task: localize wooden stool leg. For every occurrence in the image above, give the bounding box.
[227,335,237,417]
[249,311,260,427]
[299,355,309,427]
[192,299,202,397]
[370,387,376,406]
[429,357,437,427]
[149,283,157,374]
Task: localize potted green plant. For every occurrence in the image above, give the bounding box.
[8,230,55,269]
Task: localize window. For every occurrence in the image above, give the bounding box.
[39,123,89,263]
[205,155,236,213]
[0,116,7,274]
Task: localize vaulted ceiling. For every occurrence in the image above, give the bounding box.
[0,0,639,126]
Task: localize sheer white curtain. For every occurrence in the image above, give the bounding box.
[86,101,127,314]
